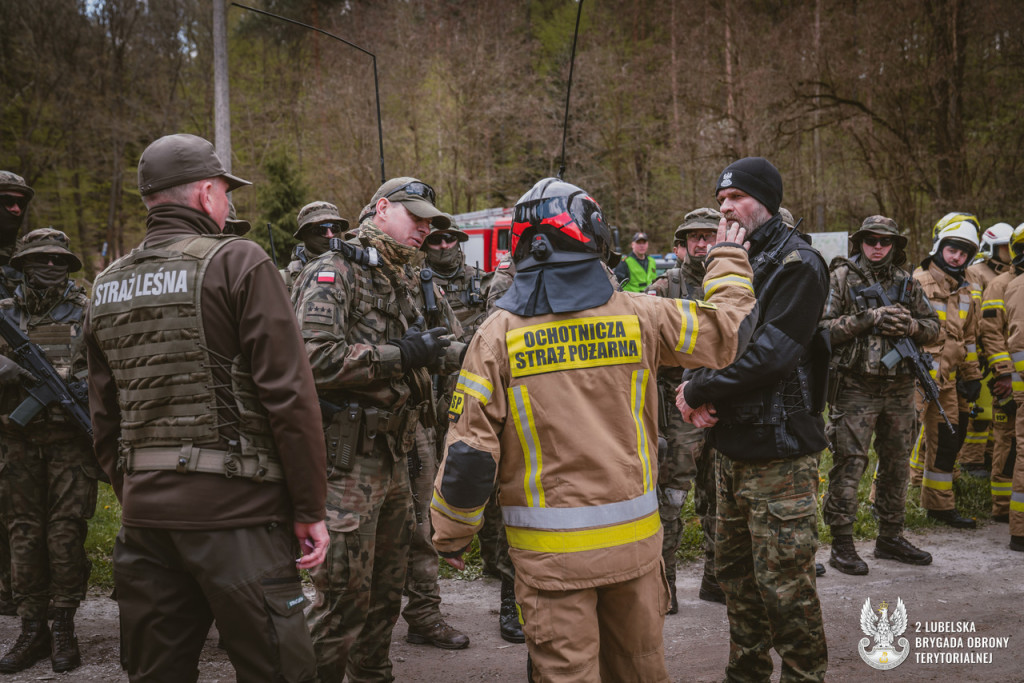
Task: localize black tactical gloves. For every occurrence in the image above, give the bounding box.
[956,378,982,403]
[390,325,451,372]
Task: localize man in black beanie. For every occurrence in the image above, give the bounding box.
[677,157,830,682]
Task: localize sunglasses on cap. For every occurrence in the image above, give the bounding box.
[385,181,436,205]
[23,254,67,266]
[861,235,894,247]
[308,222,345,238]
[425,232,460,246]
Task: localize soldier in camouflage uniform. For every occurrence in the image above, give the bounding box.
[0,230,99,673]
[281,201,350,293]
[647,208,725,611]
[293,177,467,680]
[820,216,938,575]
[396,221,487,649]
[0,171,33,618]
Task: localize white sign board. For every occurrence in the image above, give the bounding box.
[807,232,848,266]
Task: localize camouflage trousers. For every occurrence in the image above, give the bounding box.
[0,435,97,620]
[716,451,827,683]
[990,410,1016,516]
[478,492,515,582]
[402,424,443,628]
[693,445,718,583]
[307,445,415,683]
[657,393,702,586]
[823,374,916,537]
[0,521,9,600]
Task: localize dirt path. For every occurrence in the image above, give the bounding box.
[1,522,1019,682]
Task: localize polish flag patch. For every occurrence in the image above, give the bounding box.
[316,271,336,284]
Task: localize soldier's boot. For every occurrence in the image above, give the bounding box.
[406,619,470,650]
[1010,536,1024,552]
[698,575,726,605]
[0,591,15,617]
[666,582,678,615]
[499,578,525,644]
[829,535,868,575]
[926,509,977,529]
[50,607,81,673]
[0,618,51,673]
[815,562,826,577]
[874,535,932,565]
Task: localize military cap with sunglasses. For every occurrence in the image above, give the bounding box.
[851,215,907,264]
[422,221,468,250]
[10,228,82,272]
[370,177,450,230]
[295,201,349,239]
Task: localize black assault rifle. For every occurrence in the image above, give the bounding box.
[856,281,955,434]
[0,310,92,437]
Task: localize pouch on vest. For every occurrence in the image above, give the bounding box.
[323,401,363,473]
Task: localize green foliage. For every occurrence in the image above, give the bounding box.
[437,535,484,581]
[248,150,305,266]
[85,483,121,591]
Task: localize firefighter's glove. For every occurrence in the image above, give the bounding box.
[956,378,982,403]
[991,374,1014,400]
[390,326,451,372]
[876,306,913,337]
[0,355,30,386]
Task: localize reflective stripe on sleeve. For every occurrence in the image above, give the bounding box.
[505,511,661,553]
[703,274,754,298]
[964,343,978,363]
[981,299,1005,313]
[675,299,698,353]
[932,302,947,321]
[430,491,485,526]
[988,351,1011,365]
[1011,350,1024,373]
[456,369,493,405]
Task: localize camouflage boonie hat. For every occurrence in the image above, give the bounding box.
[779,207,795,228]
[853,215,908,249]
[674,207,722,240]
[224,200,251,236]
[370,177,450,229]
[295,201,348,238]
[0,171,34,202]
[10,228,82,272]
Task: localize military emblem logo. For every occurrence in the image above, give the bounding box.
[858,597,910,669]
[720,171,733,187]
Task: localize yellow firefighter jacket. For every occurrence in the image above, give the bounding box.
[431,245,757,591]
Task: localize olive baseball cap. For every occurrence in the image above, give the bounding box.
[138,134,251,196]
[370,177,450,229]
[10,228,82,272]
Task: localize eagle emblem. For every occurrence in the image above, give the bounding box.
[720,171,733,187]
[858,597,910,669]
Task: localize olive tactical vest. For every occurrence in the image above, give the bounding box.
[90,234,282,482]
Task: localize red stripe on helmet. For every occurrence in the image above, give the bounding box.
[541,212,591,244]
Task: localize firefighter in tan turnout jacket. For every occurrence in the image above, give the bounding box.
[910,220,984,527]
[1000,224,1024,551]
[431,177,756,681]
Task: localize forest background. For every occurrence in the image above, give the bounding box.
[3,0,1023,278]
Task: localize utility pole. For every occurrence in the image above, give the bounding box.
[213,0,232,171]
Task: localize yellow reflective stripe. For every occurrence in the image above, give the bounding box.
[991,481,1012,496]
[505,511,661,553]
[909,425,925,470]
[1012,351,1024,373]
[933,302,947,321]
[675,299,698,353]
[1010,493,1024,512]
[959,301,970,319]
[629,370,654,492]
[923,470,953,491]
[456,369,493,405]
[981,299,1005,312]
[989,351,1011,365]
[430,491,485,526]
[703,274,754,298]
[510,386,545,508]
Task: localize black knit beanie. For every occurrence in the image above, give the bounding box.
[715,157,783,215]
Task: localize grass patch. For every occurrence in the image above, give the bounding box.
[437,535,484,581]
[85,483,120,591]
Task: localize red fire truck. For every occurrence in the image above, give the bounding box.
[451,207,513,272]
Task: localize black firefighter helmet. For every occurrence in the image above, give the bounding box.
[510,178,615,270]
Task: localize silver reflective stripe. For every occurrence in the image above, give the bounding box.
[923,470,953,482]
[502,490,658,529]
[677,300,697,352]
[457,371,492,404]
[932,302,947,313]
[631,370,654,491]
[510,385,544,507]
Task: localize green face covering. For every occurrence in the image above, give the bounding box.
[425,244,462,275]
